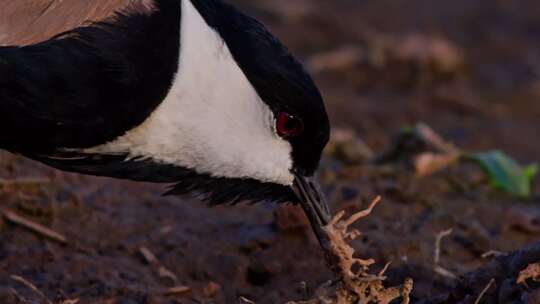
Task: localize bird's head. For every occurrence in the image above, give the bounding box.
[160,0,331,224]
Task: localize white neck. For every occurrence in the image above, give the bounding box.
[80,0,294,185]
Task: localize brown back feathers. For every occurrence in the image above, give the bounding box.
[0,0,155,46]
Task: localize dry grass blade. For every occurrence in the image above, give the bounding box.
[139,247,159,265]
[434,229,452,265]
[474,279,495,304]
[3,209,67,244]
[10,275,52,304]
[158,266,178,282]
[433,229,457,279]
[481,250,506,259]
[139,246,178,283]
[239,297,257,304]
[433,266,458,280]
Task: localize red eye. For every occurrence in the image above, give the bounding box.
[276,112,304,138]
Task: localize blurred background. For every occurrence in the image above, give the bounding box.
[1,1,539,303]
[235,0,540,160]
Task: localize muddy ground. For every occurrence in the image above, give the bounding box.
[1,1,540,303]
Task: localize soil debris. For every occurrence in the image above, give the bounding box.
[374,123,460,174]
[0,178,52,192]
[204,281,221,298]
[325,128,374,165]
[517,262,540,285]
[419,241,540,304]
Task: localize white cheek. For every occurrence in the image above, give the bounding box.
[76,0,294,186]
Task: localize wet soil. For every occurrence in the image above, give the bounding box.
[1,1,540,303]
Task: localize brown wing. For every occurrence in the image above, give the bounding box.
[0,0,155,46]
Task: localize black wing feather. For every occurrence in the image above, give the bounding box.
[0,0,180,153]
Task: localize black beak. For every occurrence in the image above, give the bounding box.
[292,174,331,242]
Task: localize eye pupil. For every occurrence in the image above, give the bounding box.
[276,112,304,138]
[284,119,298,130]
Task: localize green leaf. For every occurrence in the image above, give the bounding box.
[469,150,538,197]
[400,125,415,135]
[524,164,539,180]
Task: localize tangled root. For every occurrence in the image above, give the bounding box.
[291,197,413,304]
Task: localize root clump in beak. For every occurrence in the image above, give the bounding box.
[292,196,414,304]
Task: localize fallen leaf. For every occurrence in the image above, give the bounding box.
[415,152,461,177]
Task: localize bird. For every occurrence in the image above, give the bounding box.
[0,0,331,230]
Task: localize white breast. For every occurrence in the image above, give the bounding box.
[80,0,294,185]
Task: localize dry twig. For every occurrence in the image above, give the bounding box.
[3,210,67,244]
[164,286,191,296]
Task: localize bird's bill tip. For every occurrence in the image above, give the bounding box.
[291,174,331,228]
